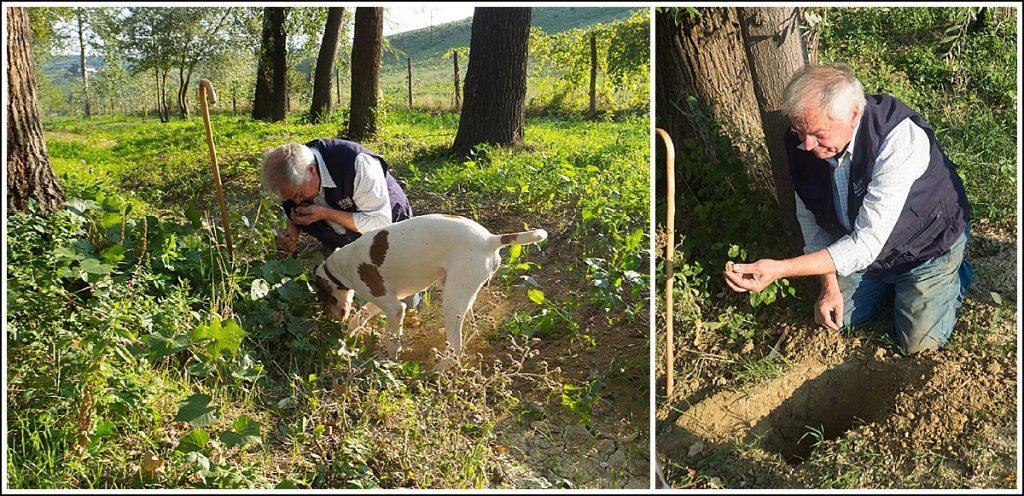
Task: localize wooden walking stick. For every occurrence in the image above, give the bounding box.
[198,79,233,261]
[656,128,675,398]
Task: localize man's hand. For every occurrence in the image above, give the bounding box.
[814,273,844,331]
[724,259,784,293]
[276,221,299,254]
[291,203,330,226]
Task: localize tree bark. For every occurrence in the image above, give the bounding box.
[7,7,65,212]
[252,7,289,122]
[348,7,383,139]
[655,8,771,191]
[310,7,344,123]
[739,7,808,252]
[76,8,91,118]
[450,7,531,155]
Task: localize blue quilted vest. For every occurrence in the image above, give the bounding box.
[786,94,969,273]
[283,139,412,250]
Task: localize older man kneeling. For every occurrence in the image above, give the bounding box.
[724,64,972,354]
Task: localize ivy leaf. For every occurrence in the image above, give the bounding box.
[79,258,113,275]
[184,207,203,228]
[191,317,246,359]
[275,279,307,301]
[174,393,219,426]
[250,278,270,301]
[98,211,122,230]
[175,429,210,453]
[219,416,262,449]
[527,288,545,305]
[100,245,125,263]
[145,331,191,359]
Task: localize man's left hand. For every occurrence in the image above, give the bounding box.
[724,259,784,293]
[291,204,330,226]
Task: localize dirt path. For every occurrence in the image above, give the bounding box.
[657,224,1017,489]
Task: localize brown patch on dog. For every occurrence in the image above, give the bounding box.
[370,230,389,266]
[358,262,387,297]
[500,233,518,246]
[315,275,339,308]
[444,214,462,219]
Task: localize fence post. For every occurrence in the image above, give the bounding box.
[453,52,461,111]
[589,32,597,115]
[407,57,413,109]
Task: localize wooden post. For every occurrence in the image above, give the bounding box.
[198,79,233,261]
[335,63,341,105]
[407,57,413,109]
[589,32,597,115]
[656,128,675,399]
[453,52,461,111]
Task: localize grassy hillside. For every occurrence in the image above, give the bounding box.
[381,7,647,113]
[383,7,642,67]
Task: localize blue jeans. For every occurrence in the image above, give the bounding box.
[838,228,973,354]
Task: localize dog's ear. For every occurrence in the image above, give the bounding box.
[315,274,338,309]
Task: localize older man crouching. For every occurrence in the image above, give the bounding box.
[262,138,420,311]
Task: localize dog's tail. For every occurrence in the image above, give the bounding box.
[493,229,548,249]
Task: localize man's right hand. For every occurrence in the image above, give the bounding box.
[276,222,299,254]
[814,273,844,331]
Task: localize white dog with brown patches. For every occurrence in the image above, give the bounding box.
[314,213,547,371]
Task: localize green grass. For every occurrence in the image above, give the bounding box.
[7,107,649,488]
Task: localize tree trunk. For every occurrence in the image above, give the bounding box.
[969,7,988,33]
[348,7,383,140]
[176,63,193,120]
[76,8,91,118]
[7,7,65,212]
[589,32,597,115]
[655,8,771,192]
[310,7,344,123]
[252,7,289,122]
[450,7,531,155]
[739,7,809,253]
[452,51,461,111]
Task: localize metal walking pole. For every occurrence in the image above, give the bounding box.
[198,79,233,261]
[656,128,675,398]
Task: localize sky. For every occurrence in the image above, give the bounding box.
[384,5,475,37]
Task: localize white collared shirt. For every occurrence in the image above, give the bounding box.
[308,146,393,235]
[793,116,931,276]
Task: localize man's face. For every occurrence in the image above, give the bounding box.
[791,106,860,160]
[280,162,320,204]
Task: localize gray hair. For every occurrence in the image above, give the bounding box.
[261,142,315,197]
[782,64,867,122]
